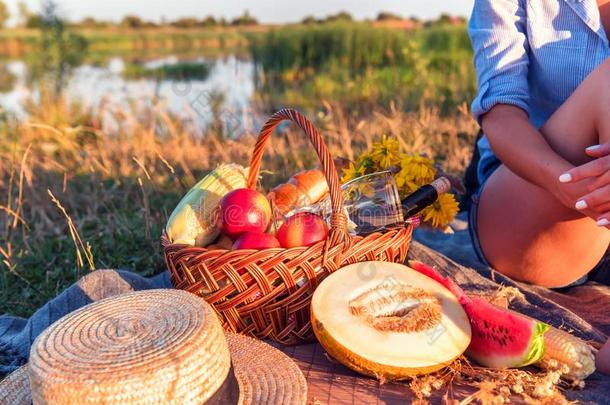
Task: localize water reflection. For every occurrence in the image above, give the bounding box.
[0,55,256,129]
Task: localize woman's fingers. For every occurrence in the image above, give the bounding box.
[575,184,610,213]
[595,212,610,228]
[590,203,610,215]
[585,143,610,158]
[589,170,610,192]
[560,156,610,183]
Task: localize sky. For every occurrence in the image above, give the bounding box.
[5,0,474,25]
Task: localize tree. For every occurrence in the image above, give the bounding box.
[78,17,108,29]
[119,15,157,29]
[437,13,452,24]
[200,16,217,27]
[376,11,402,21]
[120,15,143,28]
[301,15,317,25]
[325,11,352,23]
[171,17,199,28]
[28,0,88,97]
[231,10,257,26]
[0,1,9,28]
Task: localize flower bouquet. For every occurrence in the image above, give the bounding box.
[341,135,460,229]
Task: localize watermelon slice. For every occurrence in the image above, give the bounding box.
[408,260,548,368]
[407,260,468,303]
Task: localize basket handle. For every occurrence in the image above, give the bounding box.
[247,108,349,246]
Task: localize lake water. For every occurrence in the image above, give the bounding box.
[0,55,258,131]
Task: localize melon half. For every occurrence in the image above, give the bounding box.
[311,262,472,381]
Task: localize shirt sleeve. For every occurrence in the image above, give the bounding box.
[468,0,531,124]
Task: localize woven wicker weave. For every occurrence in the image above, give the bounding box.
[163,108,412,345]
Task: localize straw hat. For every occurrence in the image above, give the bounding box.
[0,289,306,405]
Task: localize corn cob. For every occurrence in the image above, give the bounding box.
[166,163,249,246]
[537,326,596,381]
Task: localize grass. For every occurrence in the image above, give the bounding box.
[0,94,478,318]
[122,61,211,80]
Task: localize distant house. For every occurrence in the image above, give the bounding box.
[372,19,420,31]
[447,16,467,26]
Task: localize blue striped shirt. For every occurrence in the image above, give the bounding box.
[468,0,610,183]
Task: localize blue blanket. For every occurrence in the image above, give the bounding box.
[0,270,171,376]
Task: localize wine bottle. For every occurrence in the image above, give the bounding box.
[286,172,452,234]
[401,177,451,218]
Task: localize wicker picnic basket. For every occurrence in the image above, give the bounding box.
[162,108,413,345]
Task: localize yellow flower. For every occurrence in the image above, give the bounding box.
[395,154,436,193]
[370,135,401,169]
[358,153,376,173]
[421,193,459,229]
[341,161,365,183]
[341,153,378,183]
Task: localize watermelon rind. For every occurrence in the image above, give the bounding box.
[523,322,549,366]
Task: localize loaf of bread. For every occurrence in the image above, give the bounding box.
[268,169,329,214]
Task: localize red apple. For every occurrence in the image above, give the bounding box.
[232,232,280,250]
[219,188,272,238]
[277,212,328,248]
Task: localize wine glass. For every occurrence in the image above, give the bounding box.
[292,170,405,235]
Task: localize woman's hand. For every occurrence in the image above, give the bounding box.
[559,143,610,227]
[552,176,602,220]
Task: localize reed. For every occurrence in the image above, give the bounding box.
[250,23,476,113]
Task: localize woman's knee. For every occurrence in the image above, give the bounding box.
[477,166,609,287]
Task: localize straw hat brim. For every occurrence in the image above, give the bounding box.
[0,333,307,405]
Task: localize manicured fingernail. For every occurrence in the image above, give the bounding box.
[586,144,601,152]
[575,200,588,210]
[597,218,610,226]
[559,173,572,183]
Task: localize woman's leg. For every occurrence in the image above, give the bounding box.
[477,59,610,287]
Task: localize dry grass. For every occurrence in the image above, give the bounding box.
[408,356,581,404]
[0,96,477,317]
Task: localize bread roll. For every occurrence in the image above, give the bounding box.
[269,183,300,214]
[290,170,328,205]
[269,169,329,214]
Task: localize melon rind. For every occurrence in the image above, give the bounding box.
[311,316,459,381]
[310,261,472,381]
